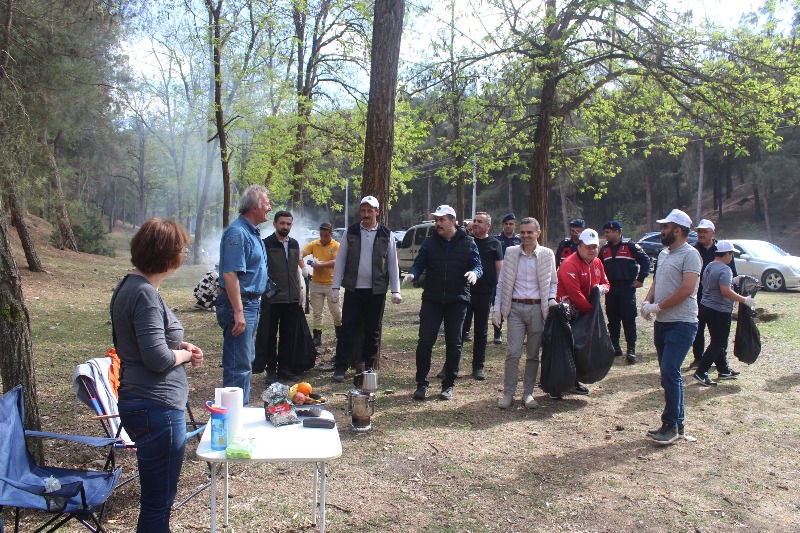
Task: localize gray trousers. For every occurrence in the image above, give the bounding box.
[503,302,544,396]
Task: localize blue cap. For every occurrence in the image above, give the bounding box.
[569,218,585,228]
[502,213,516,223]
[603,220,622,231]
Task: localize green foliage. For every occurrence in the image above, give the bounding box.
[51,203,115,257]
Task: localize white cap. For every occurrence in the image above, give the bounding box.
[360,196,379,208]
[579,228,600,246]
[431,205,456,218]
[716,240,734,253]
[696,219,715,231]
[656,208,692,228]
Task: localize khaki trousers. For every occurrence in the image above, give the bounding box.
[503,302,544,396]
[309,280,342,329]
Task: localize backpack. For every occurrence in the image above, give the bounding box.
[193,270,220,309]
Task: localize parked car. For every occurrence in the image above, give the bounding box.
[637,231,698,261]
[332,227,346,242]
[392,230,407,245]
[730,239,800,292]
[396,221,435,271]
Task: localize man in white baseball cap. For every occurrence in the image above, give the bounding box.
[330,195,402,382]
[641,209,702,445]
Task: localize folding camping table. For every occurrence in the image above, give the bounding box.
[196,407,342,533]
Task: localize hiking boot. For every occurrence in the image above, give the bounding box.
[649,425,680,445]
[523,393,539,409]
[313,329,322,347]
[687,359,700,370]
[693,373,717,387]
[718,369,741,380]
[647,423,685,437]
[571,382,589,395]
[498,394,514,409]
[413,384,427,400]
[332,370,346,383]
[462,332,472,342]
[626,348,637,364]
[493,334,503,345]
[472,368,486,381]
[439,386,454,400]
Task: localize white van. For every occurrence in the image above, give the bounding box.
[396,221,435,272]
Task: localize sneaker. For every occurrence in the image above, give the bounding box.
[647,423,685,437]
[493,334,503,345]
[498,394,514,409]
[472,368,485,381]
[413,384,427,400]
[687,359,699,370]
[523,394,538,409]
[332,370,346,383]
[462,332,472,342]
[718,370,741,380]
[439,387,454,400]
[649,425,680,445]
[693,373,717,387]
[571,382,589,395]
[549,392,563,400]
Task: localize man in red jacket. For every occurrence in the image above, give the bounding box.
[555,228,610,398]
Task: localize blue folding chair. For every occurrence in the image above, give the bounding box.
[0,385,121,532]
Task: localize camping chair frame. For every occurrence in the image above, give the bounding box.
[0,385,121,533]
[75,371,210,509]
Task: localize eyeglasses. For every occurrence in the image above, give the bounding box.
[182,248,190,255]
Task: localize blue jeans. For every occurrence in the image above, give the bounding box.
[216,293,261,405]
[653,321,698,429]
[118,396,187,533]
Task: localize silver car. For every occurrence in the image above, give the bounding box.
[730,239,800,292]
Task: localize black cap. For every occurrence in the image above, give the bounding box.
[319,222,333,231]
[502,213,516,223]
[603,220,622,231]
[569,218,585,228]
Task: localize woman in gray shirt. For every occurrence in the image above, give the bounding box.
[693,240,755,386]
[111,218,204,532]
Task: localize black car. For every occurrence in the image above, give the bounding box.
[637,231,698,261]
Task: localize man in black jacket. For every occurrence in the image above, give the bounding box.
[555,218,585,268]
[255,210,303,383]
[600,220,651,363]
[403,205,483,401]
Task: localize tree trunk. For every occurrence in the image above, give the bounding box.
[507,174,512,214]
[38,131,77,251]
[6,185,42,272]
[0,198,43,462]
[360,0,405,225]
[528,76,556,243]
[761,186,773,243]
[558,169,569,238]
[427,174,432,217]
[645,168,653,230]
[206,0,232,227]
[753,185,762,220]
[194,138,218,262]
[695,141,704,223]
[136,119,147,227]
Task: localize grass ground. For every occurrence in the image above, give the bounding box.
[3,219,799,532]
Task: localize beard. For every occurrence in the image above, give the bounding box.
[661,232,676,247]
[277,228,290,238]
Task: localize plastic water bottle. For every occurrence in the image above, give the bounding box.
[205,401,228,451]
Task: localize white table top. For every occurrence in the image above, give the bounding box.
[196,406,342,463]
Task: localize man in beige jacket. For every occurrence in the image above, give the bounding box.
[492,217,558,409]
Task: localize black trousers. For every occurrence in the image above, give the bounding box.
[415,299,468,389]
[255,301,298,374]
[465,292,492,370]
[605,283,637,348]
[334,289,386,371]
[696,304,733,376]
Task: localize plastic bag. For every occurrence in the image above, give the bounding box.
[540,303,576,394]
[261,383,300,426]
[571,286,615,384]
[734,275,761,364]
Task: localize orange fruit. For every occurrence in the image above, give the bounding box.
[297,382,312,396]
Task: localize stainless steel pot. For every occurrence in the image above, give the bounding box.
[360,371,378,392]
[346,389,376,431]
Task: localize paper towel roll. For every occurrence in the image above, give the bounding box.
[220,387,244,441]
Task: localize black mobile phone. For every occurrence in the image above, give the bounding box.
[264,279,281,299]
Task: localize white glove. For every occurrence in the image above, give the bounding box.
[391,292,403,304]
[402,273,414,286]
[743,296,755,308]
[330,289,339,304]
[492,309,502,329]
[464,271,478,285]
[599,285,609,295]
[640,302,660,321]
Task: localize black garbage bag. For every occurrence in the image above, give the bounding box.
[289,304,318,374]
[571,286,616,383]
[540,302,576,394]
[734,275,761,364]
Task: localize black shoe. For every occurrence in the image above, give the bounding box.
[687,359,699,370]
[265,371,278,384]
[413,384,427,400]
[277,371,299,382]
[693,373,717,387]
[312,329,322,347]
[439,387,454,400]
[436,368,445,380]
[614,347,623,358]
[649,425,680,445]
[626,350,637,364]
[571,382,589,395]
[493,334,502,345]
[332,370,346,383]
[718,370,741,380]
[472,368,485,381]
[549,392,563,400]
[647,423,685,437]
[462,332,472,342]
